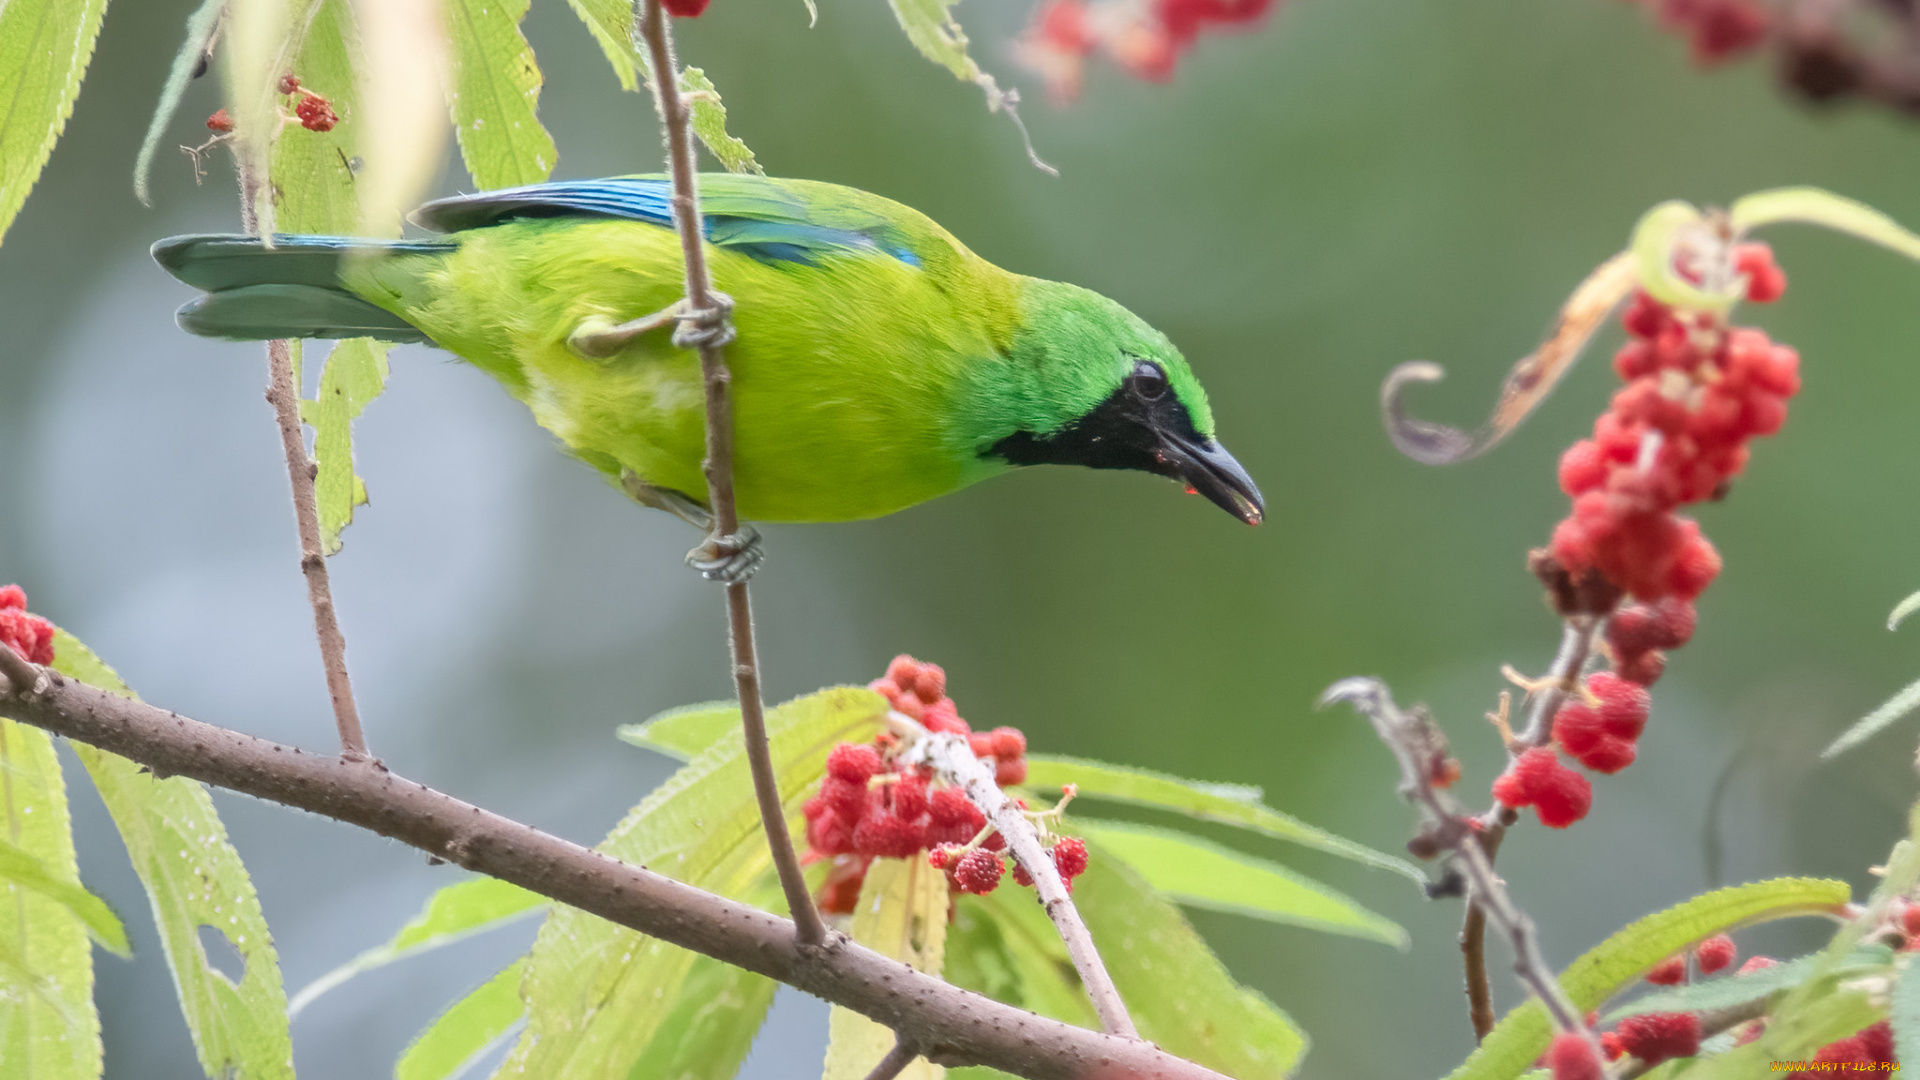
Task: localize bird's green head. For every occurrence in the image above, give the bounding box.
[968,280,1263,525]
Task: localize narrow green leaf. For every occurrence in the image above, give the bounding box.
[946,885,1100,1031]
[1073,849,1307,1078]
[271,0,365,237]
[1073,820,1406,949]
[290,876,544,1016]
[824,858,950,1080]
[501,687,887,1077]
[884,0,1006,109]
[615,701,736,760]
[1024,754,1421,882]
[679,68,760,175]
[50,631,295,1080]
[1825,675,1920,760]
[299,338,392,554]
[0,717,99,1080]
[395,959,525,1080]
[1893,955,1920,1065]
[0,838,128,957]
[1678,983,1881,1080]
[1445,878,1850,1080]
[445,0,556,189]
[1888,589,1920,632]
[1731,186,1920,264]
[134,0,227,206]
[0,0,111,246]
[620,937,778,1080]
[1602,946,1889,1023]
[566,0,640,92]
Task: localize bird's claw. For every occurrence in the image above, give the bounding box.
[672,292,737,352]
[687,525,763,584]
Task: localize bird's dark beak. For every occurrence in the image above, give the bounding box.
[1161,435,1264,525]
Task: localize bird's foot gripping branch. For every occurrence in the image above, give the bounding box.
[1341,188,1920,1078]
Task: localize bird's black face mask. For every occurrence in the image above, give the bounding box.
[988,360,1265,525]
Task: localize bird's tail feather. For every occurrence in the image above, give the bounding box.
[152,233,451,343]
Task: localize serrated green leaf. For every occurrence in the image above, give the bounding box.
[946,885,1100,1032]
[396,959,526,1080]
[290,876,544,1016]
[0,716,99,1080]
[1894,955,1920,1064]
[0,0,110,247]
[620,916,778,1080]
[1731,187,1920,264]
[566,0,640,92]
[0,838,128,957]
[1073,848,1307,1078]
[1825,675,1920,760]
[271,0,365,237]
[49,630,295,1080]
[823,858,949,1080]
[884,0,1006,110]
[1602,946,1889,1023]
[1024,755,1420,882]
[1677,983,1881,1080]
[679,68,760,175]
[299,337,391,554]
[615,701,736,760]
[1445,878,1851,1080]
[446,0,556,189]
[1073,820,1406,949]
[134,0,227,206]
[498,687,887,1078]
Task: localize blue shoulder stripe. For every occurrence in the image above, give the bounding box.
[409,178,921,268]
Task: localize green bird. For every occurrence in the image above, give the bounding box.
[154,174,1262,571]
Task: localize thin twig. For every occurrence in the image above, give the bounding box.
[1511,619,1597,751]
[861,1038,921,1080]
[904,722,1138,1039]
[1321,678,1602,1057]
[631,0,821,946]
[235,158,371,761]
[0,661,1229,1080]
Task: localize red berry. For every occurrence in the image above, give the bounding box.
[910,663,947,704]
[0,586,23,611]
[1587,671,1651,741]
[816,859,868,915]
[921,697,969,735]
[1546,1031,1603,1080]
[1012,862,1034,886]
[1038,0,1096,52]
[928,844,962,870]
[1615,648,1667,686]
[1667,525,1721,601]
[1691,0,1768,64]
[1610,600,1696,655]
[294,94,337,133]
[1614,1011,1700,1065]
[806,806,856,856]
[1613,341,1658,381]
[981,829,1006,852]
[1737,955,1777,974]
[929,787,979,826]
[0,609,54,666]
[1732,244,1785,304]
[1052,836,1089,879]
[995,756,1028,787]
[1559,440,1609,496]
[989,727,1027,760]
[886,654,921,687]
[1645,954,1687,985]
[821,776,871,822]
[1902,902,1920,939]
[890,774,929,820]
[1551,703,1605,758]
[852,810,925,859]
[1579,737,1638,774]
[968,731,998,759]
[827,743,883,784]
[1491,748,1593,828]
[1694,934,1736,974]
[663,0,711,15]
[278,73,302,94]
[206,108,235,133]
[952,849,1004,894]
[869,677,903,705]
[1859,1020,1895,1063]
[1622,292,1671,340]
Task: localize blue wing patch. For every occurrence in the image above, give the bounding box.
[410,177,922,268]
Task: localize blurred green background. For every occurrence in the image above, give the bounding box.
[5,0,1920,1075]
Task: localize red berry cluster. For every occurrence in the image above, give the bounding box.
[801,655,1082,913]
[206,108,235,134]
[1550,245,1796,606]
[0,586,54,666]
[1643,932,1738,986]
[1544,1032,1603,1080]
[1549,935,1751,1072]
[1790,1021,1896,1076]
[278,75,339,133]
[1017,0,1275,100]
[1624,0,1770,66]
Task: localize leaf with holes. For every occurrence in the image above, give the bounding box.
[680,67,760,175]
[1074,820,1406,949]
[0,0,110,246]
[51,630,295,1080]
[0,715,100,1079]
[1024,754,1419,882]
[300,337,391,553]
[290,876,544,1016]
[499,686,886,1077]
[823,857,950,1080]
[446,0,556,189]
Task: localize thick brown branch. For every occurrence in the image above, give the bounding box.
[632,0,821,946]
[0,665,1227,1080]
[909,726,1137,1039]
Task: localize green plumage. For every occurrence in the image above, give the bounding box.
[155,175,1257,525]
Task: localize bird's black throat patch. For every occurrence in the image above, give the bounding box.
[987,378,1200,478]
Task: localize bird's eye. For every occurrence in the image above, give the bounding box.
[1129,360,1168,401]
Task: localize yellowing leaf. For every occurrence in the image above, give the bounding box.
[1731,186,1920,264]
[823,858,949,1080]
[0,0,111,246]
[50,631,295,1080]
[445,0,555,189]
